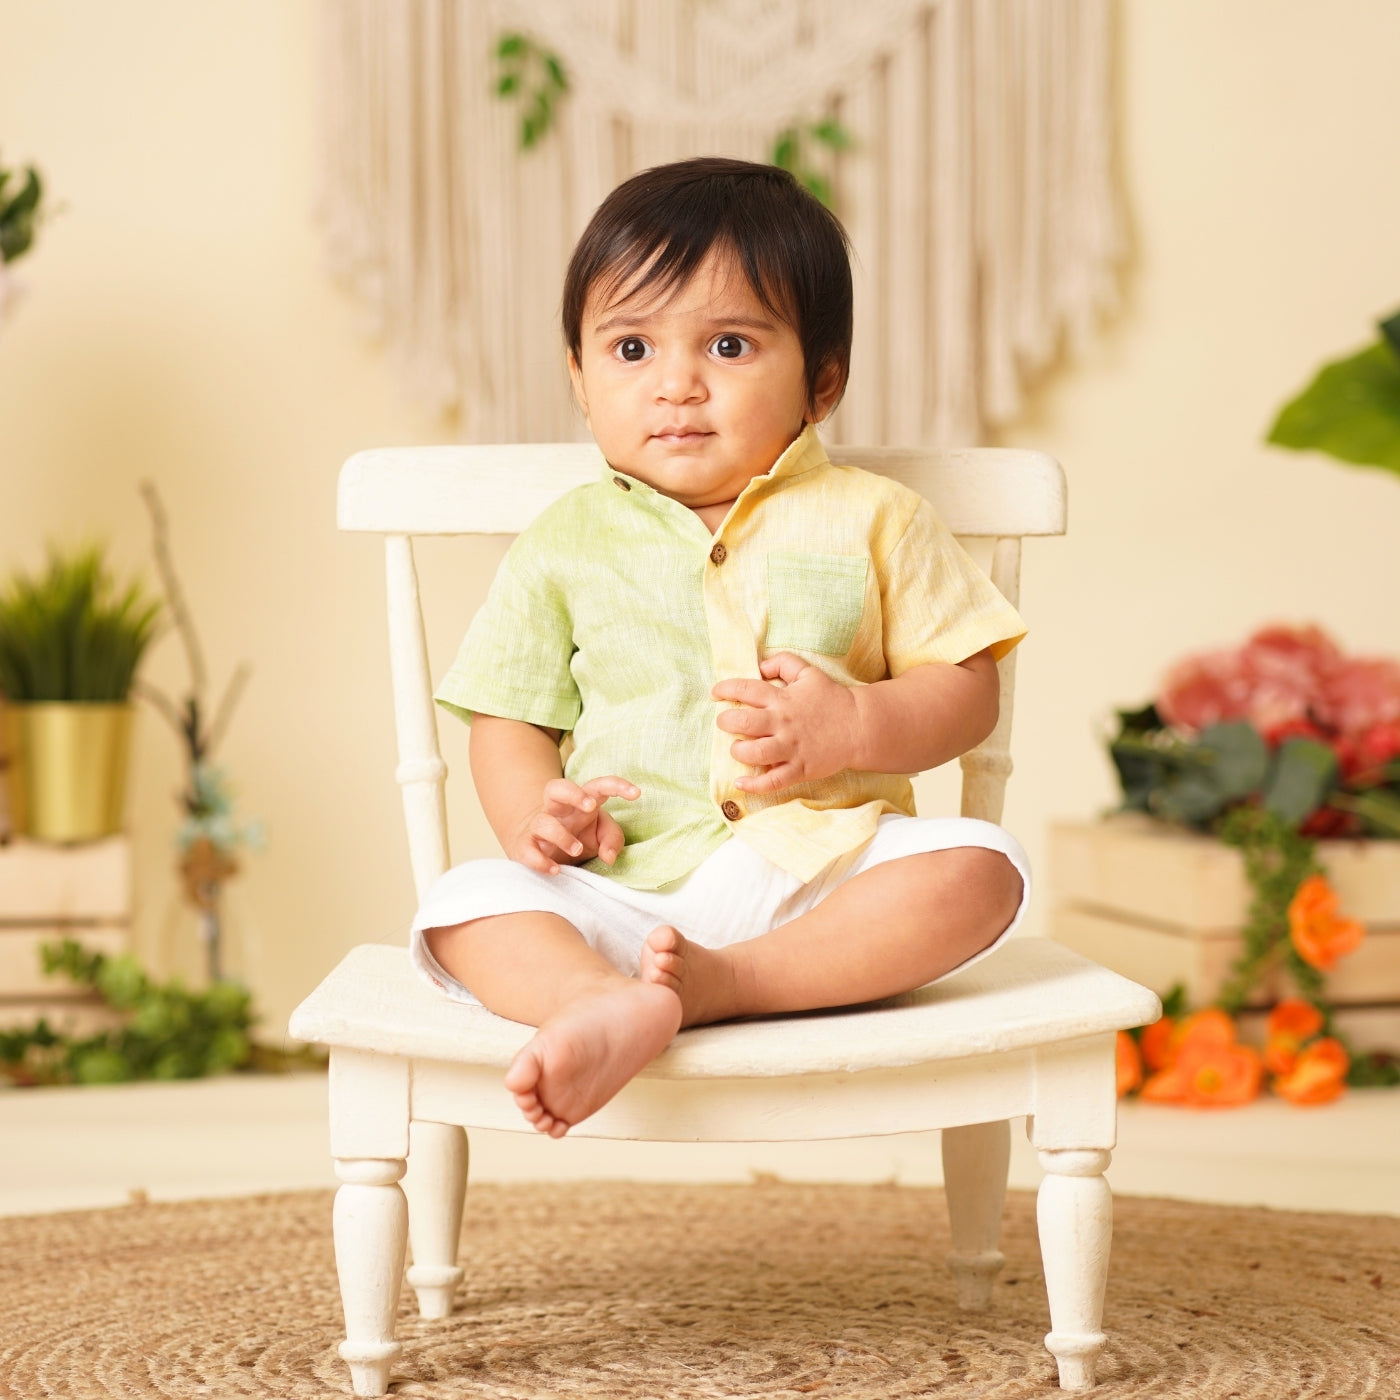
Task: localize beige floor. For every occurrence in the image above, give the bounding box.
[1,1072,1396,1218]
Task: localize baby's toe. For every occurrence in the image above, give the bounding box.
[645,923,684,955]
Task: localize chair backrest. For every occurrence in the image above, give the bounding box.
[338,444,1067,900]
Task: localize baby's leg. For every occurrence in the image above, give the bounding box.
[424,914,680,1136]
[638,846,1022,1028]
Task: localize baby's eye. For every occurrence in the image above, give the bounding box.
[710,334,753,360]
[614,338,652,363]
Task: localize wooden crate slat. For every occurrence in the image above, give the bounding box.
[0,926,132,998]
[0,996,123,1036]
[0,837,131,921]
[1052,905,1400,1005]
[1050,818,1400,930]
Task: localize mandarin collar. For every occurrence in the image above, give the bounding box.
[598,422,829,504]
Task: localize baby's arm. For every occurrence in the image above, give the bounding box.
[712,650,999,795]
[469,714,639,873]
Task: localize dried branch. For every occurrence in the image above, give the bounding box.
[204,662,251,758]
[139,480,207,702]
[131,678,188,743]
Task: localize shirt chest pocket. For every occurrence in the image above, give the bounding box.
[765,551,870,657]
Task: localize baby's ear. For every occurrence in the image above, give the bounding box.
[807,357,847,423]
[566,351,590,421]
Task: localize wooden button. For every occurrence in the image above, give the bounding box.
[709,541,727,565]
[721,799,741,821]
[613,475,631,491]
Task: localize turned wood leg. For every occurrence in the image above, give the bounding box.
[1036,1148,1112,1391]
[404,1120,468,1320]
[333,1157,409,1397]
[942,1118,1010,1310]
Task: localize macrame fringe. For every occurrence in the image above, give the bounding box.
[316,0,1123,445]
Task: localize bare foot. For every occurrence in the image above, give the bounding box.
[503,978,681,1137]
[638,924,741,1028]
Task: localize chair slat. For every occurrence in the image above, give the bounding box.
[339,444,1066,539]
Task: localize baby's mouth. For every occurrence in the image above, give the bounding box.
[651,428,713,444]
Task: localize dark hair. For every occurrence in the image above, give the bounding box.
[562,157,853,413]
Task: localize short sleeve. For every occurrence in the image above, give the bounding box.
[880,499,1027,673]
[433,534,581,731]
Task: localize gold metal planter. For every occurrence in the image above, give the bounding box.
[4,703,133,842]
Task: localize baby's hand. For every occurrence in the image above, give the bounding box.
[509,776,640,876]
[712,653,861,795]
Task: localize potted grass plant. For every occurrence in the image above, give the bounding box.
[0,547,161,841]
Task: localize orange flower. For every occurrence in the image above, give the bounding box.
[1288,874,1365,972]
[1116,1031,1144,1097]
[1264,998,1325,1076]
[1171,1007,1237,1057]
[1140,1010,1262,1108]
[1272,1036,1350,1106]
[1139,1015,1176,1071]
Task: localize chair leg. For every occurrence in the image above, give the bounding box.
[404,1120,468,1319]
[333,1156,409,1397]
[942,1118,1010,1309]
[1036,1148,1112,1391]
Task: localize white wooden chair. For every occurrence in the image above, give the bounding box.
[289,443,1161,1396]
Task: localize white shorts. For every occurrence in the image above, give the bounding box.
[410,814,1031,1007]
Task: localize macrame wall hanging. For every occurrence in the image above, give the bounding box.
[318,0,1122,446]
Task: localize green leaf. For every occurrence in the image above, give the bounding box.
[810,118,853,150]
[496,33,527,58]
[1158,984,1189,1019]
[1153,770,1227,824]
[1115,702,1163,736]
[1332,786,1400,837]
[772,130,799,171]
[496,73,520,96]
[73,1047,132,1084]
[1262,738,1338,826]
[1196,720,1270,801]
[1267,340,1400,478]
[545,53,568,91]
[800,172,834,208]
[1380,307,1400,358]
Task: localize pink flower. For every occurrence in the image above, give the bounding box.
[1157,650,1250,731]
[1316,658,1400,739]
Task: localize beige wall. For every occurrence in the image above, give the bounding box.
[2,1,1397,1038]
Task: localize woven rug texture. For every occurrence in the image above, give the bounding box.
[1,1181,1396,1398]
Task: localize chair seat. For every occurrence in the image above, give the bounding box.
[289,937,1159,1080]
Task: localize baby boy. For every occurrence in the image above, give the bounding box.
[412,156,1031,1137]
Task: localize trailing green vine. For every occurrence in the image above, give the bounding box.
[493,33,570,150]
[770,119,852,210]
[0,941,322,1087]
[1215,807,1323,1012]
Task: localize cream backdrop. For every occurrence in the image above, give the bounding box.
[1,1,1397,1039]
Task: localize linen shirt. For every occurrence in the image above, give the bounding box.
[436,424,1027,889]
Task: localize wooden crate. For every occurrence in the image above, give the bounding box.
[1049,815,1400,1012]
[0,836,131,1029]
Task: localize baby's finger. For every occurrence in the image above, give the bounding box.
[531,812,585,859]
[542,778,594,815]
[758,652,809,685]
[735,762,800,795]
[711,677,775,708]
[716,704,773,737]
[516,839,562,876]
[730,736,787,769]
[581,775,642,802]
[595,811,626,865]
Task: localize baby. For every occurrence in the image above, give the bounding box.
[413,156,1031,1137]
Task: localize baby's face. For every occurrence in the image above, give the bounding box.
[568,249,830,520]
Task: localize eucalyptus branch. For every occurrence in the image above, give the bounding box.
[139,480,208,702]
[204,662,251,758]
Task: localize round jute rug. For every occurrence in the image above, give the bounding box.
[0,1182,1395,1399]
